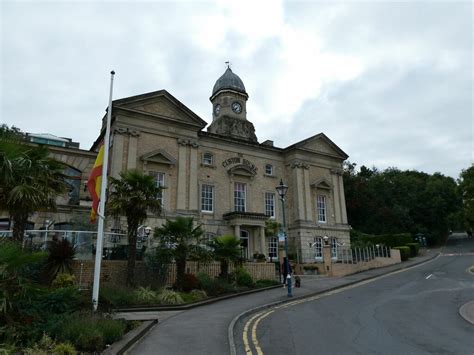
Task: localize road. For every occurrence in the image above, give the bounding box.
[237,236,474,355]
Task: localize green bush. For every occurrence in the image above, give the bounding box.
[255,279,280,288]
[181,273,199,292]
[393,246,411,261]
[156,289,184,305]
[405,243,420,257]
[196,272,214,291]
[133,286,159,304]
[55,314,104,352]
[190,289,207,300]
[38,286,81,314]
[99,285,136,307]
[351,231,413,248]
[96,318,126,345]
[51,273,75,288]
[233,268,254,288]
[52,342,76,355]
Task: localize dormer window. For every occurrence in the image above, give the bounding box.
[203,153,213,166]
[265,164,273,175]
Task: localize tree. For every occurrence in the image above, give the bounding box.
[107,169,162,286]
[0,126,68,243]
[458,166,474,231]
[209,235,242,281]
[154,216,208,290]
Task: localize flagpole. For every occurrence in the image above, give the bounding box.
[92,70,115,311]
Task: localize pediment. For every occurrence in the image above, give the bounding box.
[311,177,333,190]
[141,149,176,166]
[113,90,207,129]
[228,164,256,177]
[286,133,348,160]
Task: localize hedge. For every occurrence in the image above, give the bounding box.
[351,231,413,248]
[405,243,420,257]
[393,246,410,261]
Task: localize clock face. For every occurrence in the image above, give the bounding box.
[214,104,221,115]
[232,102,242,114]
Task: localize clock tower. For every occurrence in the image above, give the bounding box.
[208,66,258,142]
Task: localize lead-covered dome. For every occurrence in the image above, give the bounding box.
[212,67,247,96]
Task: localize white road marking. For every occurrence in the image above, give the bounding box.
[426,274,433,279]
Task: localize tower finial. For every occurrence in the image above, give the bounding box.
[225,61,231,69]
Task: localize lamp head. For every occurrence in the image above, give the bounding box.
[323,235,329,245]
[276,179,288,199]
[145,226,152,236]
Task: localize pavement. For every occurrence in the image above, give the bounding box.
[112,248,473,355]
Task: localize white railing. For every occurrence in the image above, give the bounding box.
[1,229,128,260]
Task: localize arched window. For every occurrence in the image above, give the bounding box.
[314,237,323,261]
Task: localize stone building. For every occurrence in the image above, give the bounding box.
[93,67,351,262]
[2,67,351,263]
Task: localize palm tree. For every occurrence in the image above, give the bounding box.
[107,169,162,286]
[209,235,242,281]
[0,127,68,243]
[155,217,208,290]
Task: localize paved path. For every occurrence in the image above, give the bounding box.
[125,249,452,355]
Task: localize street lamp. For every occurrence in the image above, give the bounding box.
[276,179,292,297]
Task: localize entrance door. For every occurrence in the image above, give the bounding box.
[240,230,249,260]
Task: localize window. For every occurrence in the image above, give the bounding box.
[314,237,323,260]
[201,184,214,212]
[265,164,273,175]
[331,237,338,260]
[203,153,213,165]
[268,236,278,259]
[265,192,275,218]
[64,166,81,205]
[201,232,215,250]
[150,172,165,204]
[317,195,326,223]
[234,182,246,212]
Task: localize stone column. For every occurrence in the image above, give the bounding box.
[338,173,348,224]
[331,170,342,224]
[260,226,266,257]
[177,139,188,210]
[303,165,312,221]
[110,130,125,179]
[291,161,306,221]
[323,244,332,276]
[234,224,240,239]
[188,140,199,211]
[126,130,140,169]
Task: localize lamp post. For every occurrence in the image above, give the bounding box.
[276,179,292,297]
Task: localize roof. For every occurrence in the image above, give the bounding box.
[212,67,247,96]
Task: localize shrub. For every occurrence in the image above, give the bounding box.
[96,318,126,345]
[393,246,411,261]
[51,273,75,288]
[406,243,420,257]
[156,289,184,305]
[44,239,76,283]
[255,279,280,288]
[99,285,136,307]
[190,289,207,300]
[52,342,76,355]
[234,268,254,288]
[56,314,104,352]
[196,272,214,291]
[181,273,199,292]
[38,286,81,315]
[133,287,159,304]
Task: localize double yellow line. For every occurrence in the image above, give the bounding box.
[241,256,439,355]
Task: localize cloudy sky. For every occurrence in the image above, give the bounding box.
[1,0,472,178]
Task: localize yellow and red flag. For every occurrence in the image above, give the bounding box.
[87,144,105,223]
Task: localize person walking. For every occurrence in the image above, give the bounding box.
[281,257,292,286]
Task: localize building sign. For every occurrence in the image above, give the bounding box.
[222,157,258,174]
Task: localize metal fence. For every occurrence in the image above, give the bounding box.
[298,245,392,264]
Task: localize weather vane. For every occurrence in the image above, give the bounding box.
[225,61,231,69]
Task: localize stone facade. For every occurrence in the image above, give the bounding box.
[2,67,351,264]
[92,68,351,263]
